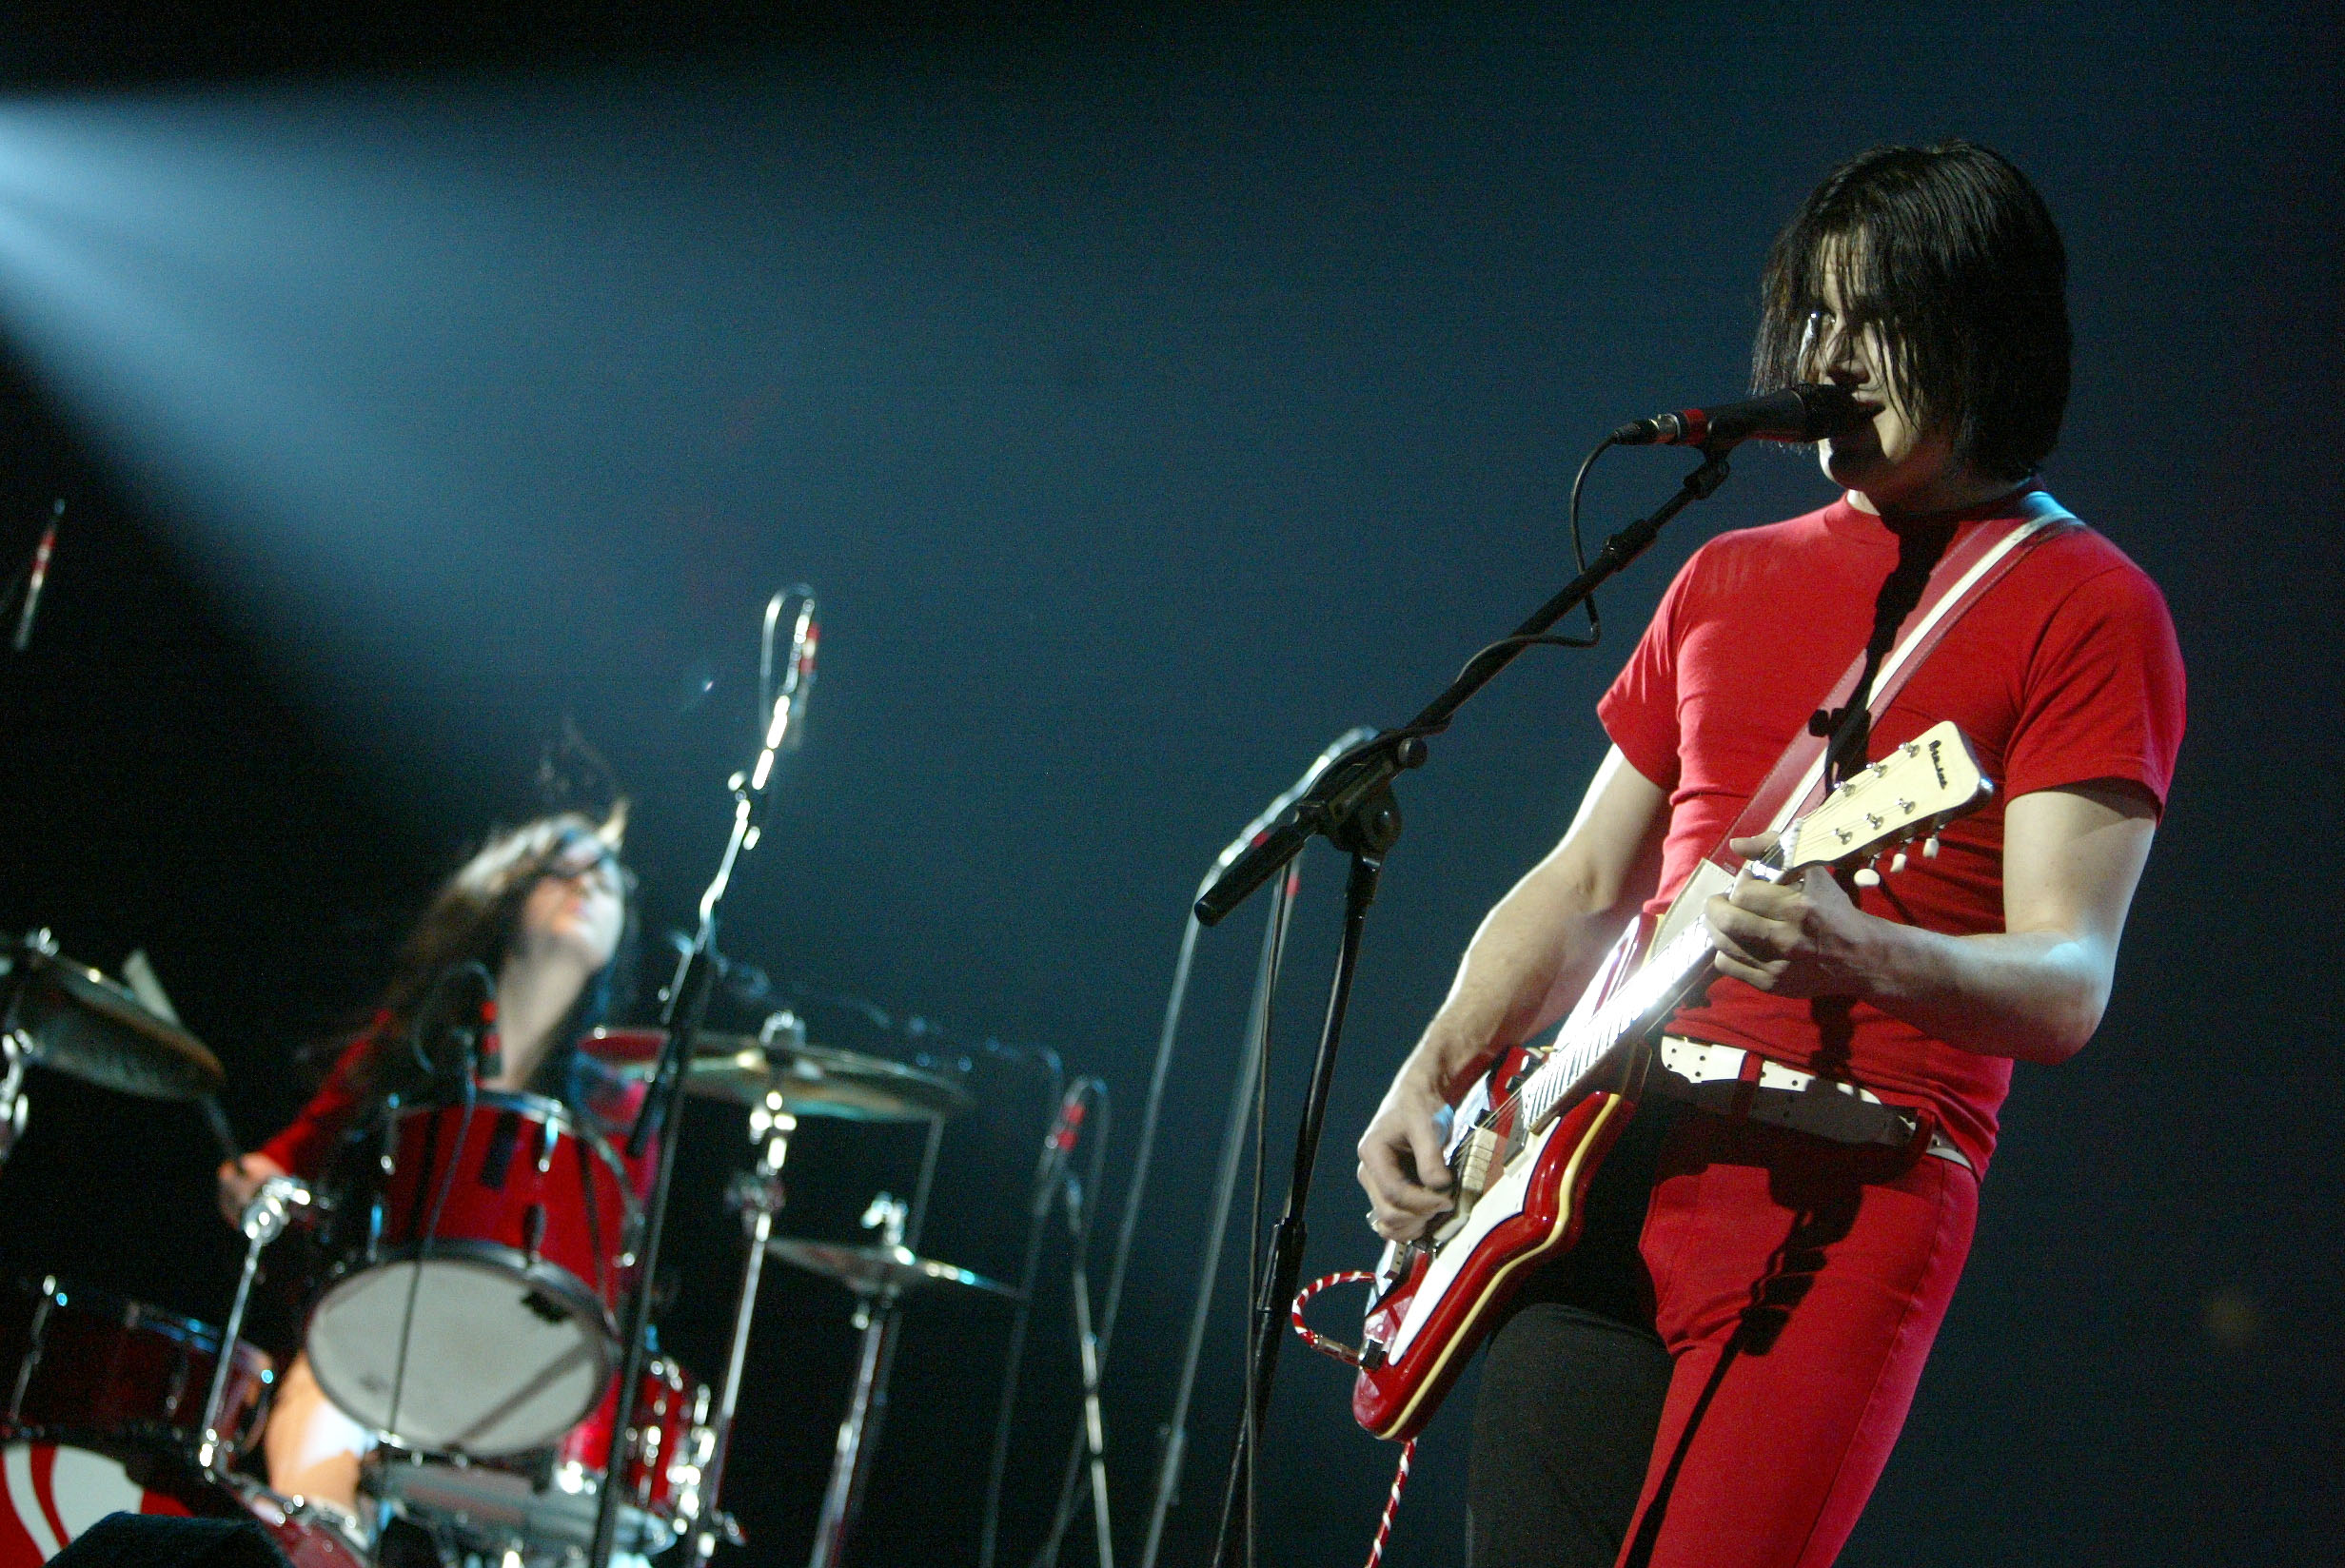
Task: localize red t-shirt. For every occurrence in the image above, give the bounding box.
[1596,488,2186,1172]
[259,1024,382,1180]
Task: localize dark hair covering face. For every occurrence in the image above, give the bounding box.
[1751,139,2072,482]
[349,811,637,1102]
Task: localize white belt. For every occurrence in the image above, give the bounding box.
[1649,1036,1973,1172]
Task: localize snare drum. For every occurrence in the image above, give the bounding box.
[0,1441,365,1568]
[365,1358,712,1560]
[552,1358,713,1545]
[306,1092,638,1456]
[0,1280,272,1454]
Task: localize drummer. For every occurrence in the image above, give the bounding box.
[215,810,637,1511]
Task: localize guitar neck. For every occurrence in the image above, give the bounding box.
[1516,899,1719,1128]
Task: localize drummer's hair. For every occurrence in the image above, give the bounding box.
[349,812,637,1101]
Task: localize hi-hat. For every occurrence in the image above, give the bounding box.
[763,1237,1019,1303]
[3,934,224,1101]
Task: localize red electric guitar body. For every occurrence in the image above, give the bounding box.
[1352,721,1991,1441]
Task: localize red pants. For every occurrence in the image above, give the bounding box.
[1468,1105,1979,1568]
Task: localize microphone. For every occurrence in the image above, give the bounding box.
[1609,382,1860,449]
[1206,725,1380,882]
[759,588,818,757]
[10,501,61,654]
[744,588,818,796]
[778,595,818,755]
[1033,1080,1092,1217]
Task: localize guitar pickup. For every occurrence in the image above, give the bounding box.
[1455,1126,1501,1205]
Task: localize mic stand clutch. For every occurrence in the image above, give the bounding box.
[1197,444,1736,1568]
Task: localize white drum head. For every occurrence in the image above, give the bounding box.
[306,1257,611,1456]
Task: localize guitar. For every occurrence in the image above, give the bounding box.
[1350,720,1993,1441]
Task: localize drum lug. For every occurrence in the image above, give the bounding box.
[523,1204,547,1264]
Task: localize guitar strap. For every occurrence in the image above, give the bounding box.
[1712,488,2081,872]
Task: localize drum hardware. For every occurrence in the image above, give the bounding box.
[760,1237,1021,1303]
[0,931,226,1172]
[806,1192,909,1568]
[199,1175,314,1475]
[772,1184,1015,1568]
[680,1091,794,1568]
[0,1029,26,1171]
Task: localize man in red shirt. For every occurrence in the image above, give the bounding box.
[1356,141,2184,1567]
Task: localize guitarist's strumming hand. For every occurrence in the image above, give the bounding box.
[1705,833,1884,998]
[1358,1058,1457,1242]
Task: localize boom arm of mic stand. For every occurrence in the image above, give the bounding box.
[1192,443,1733,929]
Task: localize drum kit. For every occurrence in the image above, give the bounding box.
[0,929,1020,1568]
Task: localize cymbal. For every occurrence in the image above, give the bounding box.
[764,1237,1019,1303]
[2,936,224,1101]
[585,1027,972,1123]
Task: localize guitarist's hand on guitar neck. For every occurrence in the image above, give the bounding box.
[1704,832,1885,1000]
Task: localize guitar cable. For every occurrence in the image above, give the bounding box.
[1291,1270,1416,1568]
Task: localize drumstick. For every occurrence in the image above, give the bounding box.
[200,1094,244,1164]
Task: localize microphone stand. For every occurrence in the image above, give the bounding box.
[1199,444,1736,1568]
[1135,857,1297,1568]
[1033,727,1375,1568]
[588,592,817,1568]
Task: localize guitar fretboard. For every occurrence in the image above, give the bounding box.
[1517,916,1716,1127]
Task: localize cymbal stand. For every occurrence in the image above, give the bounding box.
[0,931,49,1172]
[199,1174,313,1474]
[0,1024,25,1171]
[684,1092,796,1568]
[808,1193,909,1568]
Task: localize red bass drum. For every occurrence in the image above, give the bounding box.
[307,1091,639,1457]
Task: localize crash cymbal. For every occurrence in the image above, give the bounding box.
[2,933,224,1101]
[584,1027,972,1123]
[764,1237,1019,1303]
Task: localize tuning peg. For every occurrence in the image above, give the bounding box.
[1890,849,1908,873]
[1853,864,1883,889]
[1922,835,1941,859]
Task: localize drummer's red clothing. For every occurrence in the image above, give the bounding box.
[1471,489,2184,1568]
[257,1021,384,1181]
[1596,487,2186,1173]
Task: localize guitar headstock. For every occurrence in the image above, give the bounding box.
[1780,721,1992,880]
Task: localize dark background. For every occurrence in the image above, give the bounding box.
[0,4,2338,1565]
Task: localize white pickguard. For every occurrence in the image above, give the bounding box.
[1381,1114,1557,1362]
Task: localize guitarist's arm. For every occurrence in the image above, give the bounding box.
[1705,778,2158,1066]
[1359,746,1669,1239]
